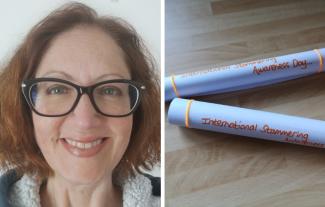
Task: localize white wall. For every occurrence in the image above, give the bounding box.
[0,0,160,66]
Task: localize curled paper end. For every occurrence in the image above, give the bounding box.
[168,98,188,127]
[316,48,325,72]
[185,99,194,128]
[165,77,177,101]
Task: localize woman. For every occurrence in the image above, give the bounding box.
[0,2,160,207]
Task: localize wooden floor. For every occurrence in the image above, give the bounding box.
[165,0,325,206]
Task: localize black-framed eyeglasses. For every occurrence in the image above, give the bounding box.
[21,78,145,117]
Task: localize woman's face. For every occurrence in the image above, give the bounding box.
[32,26,133,184]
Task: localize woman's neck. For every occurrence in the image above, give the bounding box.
[40,174,122,207]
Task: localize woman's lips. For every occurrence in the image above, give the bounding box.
[60,137,108,157]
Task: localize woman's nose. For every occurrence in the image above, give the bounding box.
[71,94,102,129]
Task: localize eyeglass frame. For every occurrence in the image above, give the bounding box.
[21,77,146,118]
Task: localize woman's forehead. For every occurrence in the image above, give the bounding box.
[35,25,130,82]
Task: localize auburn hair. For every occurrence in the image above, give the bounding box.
[0,2,160,180]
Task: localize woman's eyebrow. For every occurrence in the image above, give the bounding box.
[39,71,129,81]
[39,71,74,79]
[95,73,128,81]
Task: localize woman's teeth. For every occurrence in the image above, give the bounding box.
[65,138,103,149]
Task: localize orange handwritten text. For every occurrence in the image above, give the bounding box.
[284,137,324,148]
[235,57,277,68]
[201,118,257,131]
[292,59,308,69]
[260,124,308,139]
[180,66,230,78]
[200,117,323,147]
[253,62,290,75]
[178,57,312,78]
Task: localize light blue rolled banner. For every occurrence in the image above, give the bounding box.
[165,48,325,101]
[168,98,325,148]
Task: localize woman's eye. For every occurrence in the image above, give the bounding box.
[100,87,121,96]
[46,86,69,95]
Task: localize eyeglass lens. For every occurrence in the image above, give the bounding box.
[29,81,139,116]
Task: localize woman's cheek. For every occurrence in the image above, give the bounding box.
[32,114,63,151]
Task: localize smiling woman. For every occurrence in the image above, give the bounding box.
[0,2,160,207]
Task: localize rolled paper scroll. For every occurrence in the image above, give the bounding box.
[168,98,325,148]
[165,48,325,101]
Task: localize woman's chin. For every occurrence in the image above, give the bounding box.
[52,138,115,184]
[59,169,110,186]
